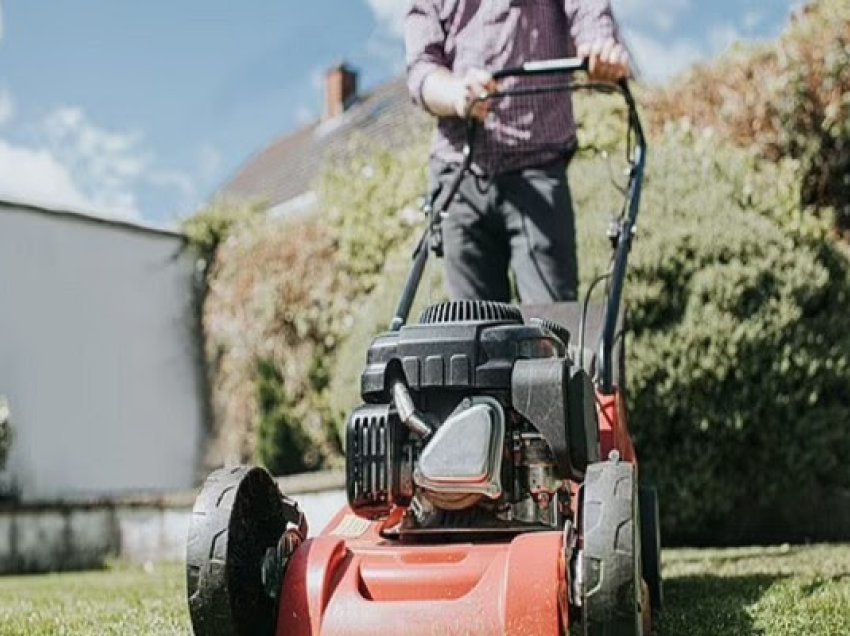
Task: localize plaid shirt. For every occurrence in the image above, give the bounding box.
[405,0,620,175]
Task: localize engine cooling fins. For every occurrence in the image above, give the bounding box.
[419,300,523,325]
[529,317,571,347]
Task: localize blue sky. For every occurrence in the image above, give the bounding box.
[0,1,799,225]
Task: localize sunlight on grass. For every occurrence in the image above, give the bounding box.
[0,545,847,635]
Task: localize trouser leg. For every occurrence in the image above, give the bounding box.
[499,162,578,303]
[431,160,511,302]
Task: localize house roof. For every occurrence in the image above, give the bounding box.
[219,77,430,210]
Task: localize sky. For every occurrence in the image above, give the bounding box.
[0,0,801,226]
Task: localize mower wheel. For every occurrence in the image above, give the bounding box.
[639,484,663,616]
[186,466,304,636]
[581,459,644,636]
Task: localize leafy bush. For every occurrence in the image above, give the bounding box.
[571,130,850,544]
[193,138,428,472]
[256,360,323,475]
[182,199,264,264]
[198,214,343,470]
[647,0,850,229]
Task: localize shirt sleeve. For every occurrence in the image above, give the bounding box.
[405,0,449,108]
[563,0,620,49]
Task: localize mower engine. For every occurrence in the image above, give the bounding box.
[346,300,600,534]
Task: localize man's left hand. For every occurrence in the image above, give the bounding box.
[578,39,631,82]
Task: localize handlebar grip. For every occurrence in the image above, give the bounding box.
[492,57,589,80]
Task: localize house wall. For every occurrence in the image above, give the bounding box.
[0,203,207,501]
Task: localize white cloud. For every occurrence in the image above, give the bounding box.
[0,140,90,211]
[365,0,407,38]
[625,29,703,85]
[0,98,199,220]
[612,0,691,33]
[39,106,149,217]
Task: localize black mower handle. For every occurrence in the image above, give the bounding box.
[491,56,589,80]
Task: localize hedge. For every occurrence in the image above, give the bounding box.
[648,0,850,230]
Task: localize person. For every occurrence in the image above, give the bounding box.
[405,0,630,303]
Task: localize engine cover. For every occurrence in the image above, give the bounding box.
[414,397,505,509]
[360,303,564,401]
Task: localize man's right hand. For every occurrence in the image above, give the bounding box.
[421,67,497,122]
[453,68,497,121]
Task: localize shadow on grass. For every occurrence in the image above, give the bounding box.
[655,573,782,636]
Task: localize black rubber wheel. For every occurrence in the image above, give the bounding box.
[639,484,663,616]
[581,460,644,636]
[186,466,302,636]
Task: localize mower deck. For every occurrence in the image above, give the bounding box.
[277,510,567,636]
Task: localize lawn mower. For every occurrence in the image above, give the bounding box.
[186,57,662,635]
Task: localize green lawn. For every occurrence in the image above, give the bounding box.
[0,545,848,635]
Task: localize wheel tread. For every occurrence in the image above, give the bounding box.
[582,460,642,636]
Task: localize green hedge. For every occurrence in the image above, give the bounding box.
[572,128,850,544]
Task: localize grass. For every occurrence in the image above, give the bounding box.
[0,545,848,635]
[658,544,850,635]
[0,561,189,635]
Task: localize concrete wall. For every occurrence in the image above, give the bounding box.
[0,202,207,500]
[0,473,347,573]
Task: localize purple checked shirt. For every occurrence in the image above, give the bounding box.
[405,0,620,175]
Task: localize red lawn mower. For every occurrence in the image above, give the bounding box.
[186,58,661,636]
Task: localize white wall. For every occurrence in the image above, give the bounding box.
[0,486,347,573]
[0,203,206,500]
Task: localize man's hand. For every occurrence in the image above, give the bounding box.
[453,68,498,121]
[578,39,631,82]
[421,67,497,121]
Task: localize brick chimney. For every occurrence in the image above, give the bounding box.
[325,63,358,119]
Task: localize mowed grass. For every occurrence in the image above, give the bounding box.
[0,545,848,635]
[657,544,850,635]
[0,561,190,635]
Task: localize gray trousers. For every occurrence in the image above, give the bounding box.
[431,158,578,303]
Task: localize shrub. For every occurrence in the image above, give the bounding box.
[199,214,343,469]
[647,0,850,230]
[195,138,428,472]
[256,360,324,475]
[319,140,430,297]
[182,199,264,264]
[572,131,850,544]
